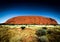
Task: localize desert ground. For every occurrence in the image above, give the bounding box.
[0,25,60,42]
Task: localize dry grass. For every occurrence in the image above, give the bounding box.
[0,25,60,42]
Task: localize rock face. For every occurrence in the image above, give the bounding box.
[5,16,58,24]
[0,16,59,42]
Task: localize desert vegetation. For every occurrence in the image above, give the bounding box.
[0,25,60,42]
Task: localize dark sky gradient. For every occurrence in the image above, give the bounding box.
[0,1,60,24]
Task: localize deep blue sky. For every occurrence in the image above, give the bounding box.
[0,1,60,24]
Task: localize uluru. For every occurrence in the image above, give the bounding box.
[4,16,58,24]
[0,16,60,42]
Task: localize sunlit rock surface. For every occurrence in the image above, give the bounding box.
[5,16,58,24]
[0,16,59,42]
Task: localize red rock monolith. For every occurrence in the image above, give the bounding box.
[4,16,58,24]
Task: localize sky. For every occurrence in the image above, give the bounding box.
[0,1,60,24]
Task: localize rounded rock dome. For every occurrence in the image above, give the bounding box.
[5,16,58,24]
